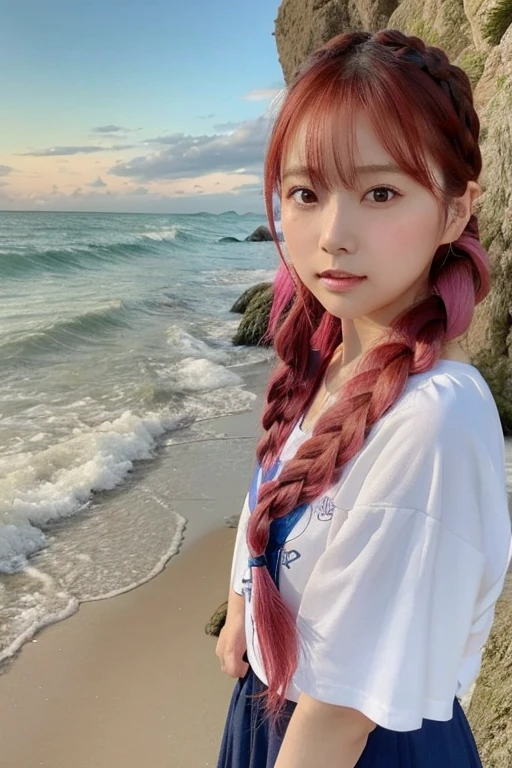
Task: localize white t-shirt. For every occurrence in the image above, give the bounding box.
[230,360,512,732]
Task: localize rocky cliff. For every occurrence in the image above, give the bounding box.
[270,2,512,761]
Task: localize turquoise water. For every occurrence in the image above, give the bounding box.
[0,211,279,660]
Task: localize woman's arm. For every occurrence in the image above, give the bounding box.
[275,693,376,768]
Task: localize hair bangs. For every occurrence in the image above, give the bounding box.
[271,64,448,206]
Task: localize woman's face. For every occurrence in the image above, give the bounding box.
[279,111,450,326]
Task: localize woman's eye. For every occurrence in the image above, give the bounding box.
[366,186,399,203]
[289,187,317,206]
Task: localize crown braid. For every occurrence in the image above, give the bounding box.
[378,31,481,170]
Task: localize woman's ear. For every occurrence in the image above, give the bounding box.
[441,180,482,245]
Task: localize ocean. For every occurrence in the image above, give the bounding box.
[1,210,511,675]
[0,210,278,671]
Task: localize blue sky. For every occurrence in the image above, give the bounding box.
[0,0,285,213]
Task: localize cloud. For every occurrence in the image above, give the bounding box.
[198,113,215,120]
[109,116,270,182]
[213,121,242,133]
[0,164,13,176]
[89,177,107,188]
[242,87,282,102]
[231,181,263,194]
[17,144,135,157]
[92,125,126,134]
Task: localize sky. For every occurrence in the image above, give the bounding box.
[0,0,285,214]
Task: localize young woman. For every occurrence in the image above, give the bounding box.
[215,28,511,768]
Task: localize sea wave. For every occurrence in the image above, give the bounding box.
[166,326,231,364]
[203,268,277,286]
[0,227,197,278]
[0,409,189,574]
[0,300,133,361]
[138,227,179,241]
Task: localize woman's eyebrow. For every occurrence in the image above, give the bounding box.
[282,163,404,181]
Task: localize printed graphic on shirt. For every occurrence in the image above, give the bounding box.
[316,496,335,521]
[281,549,301,568]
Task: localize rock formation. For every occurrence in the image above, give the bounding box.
[205,601,228,637]
[467,572,512,767]
[245,225,274,242]
[230,282,272,314]
[218,225,275,244]
[232,283,274,347]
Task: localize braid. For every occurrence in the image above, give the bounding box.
[375,30,482,170]
[257,284,340,473]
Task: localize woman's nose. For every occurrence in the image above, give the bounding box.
[318,198,355,254]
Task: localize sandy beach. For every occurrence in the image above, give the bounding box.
[0,363,271,768]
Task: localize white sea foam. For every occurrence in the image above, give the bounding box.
[0,410,187,574]
[139,227,179,241]
[205,268,277,286]
[166,326,230,364]
[157,357,243,393]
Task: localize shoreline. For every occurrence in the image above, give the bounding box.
[0,357,271,676]
[0,360,272,766]
[0,527,239,768]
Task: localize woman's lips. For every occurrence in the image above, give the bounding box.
[319,275,366,291]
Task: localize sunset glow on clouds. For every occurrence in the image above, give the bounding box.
[1,108,280,213]
[1,0,284,213]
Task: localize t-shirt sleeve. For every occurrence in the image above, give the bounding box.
[229,491,250,595]
[293,379,511,731]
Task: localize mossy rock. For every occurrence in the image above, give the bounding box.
[454,45,489,86]
[481,0,512,45]
[232,285,274,347]
[468,573,512,766]
[230,282,272,314]
[205,600,228,637]
[387,0,473,59]
[473,351,512,435]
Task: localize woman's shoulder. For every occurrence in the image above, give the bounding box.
[371,358,502,461]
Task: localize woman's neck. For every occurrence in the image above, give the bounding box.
[339,318,470,369]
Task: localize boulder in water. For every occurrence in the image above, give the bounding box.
[218,236,241,243]
[230,282,272,314]
[245,225,274,242]
[232,284,274,347]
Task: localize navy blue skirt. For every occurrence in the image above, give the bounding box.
[216,666,483,768]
